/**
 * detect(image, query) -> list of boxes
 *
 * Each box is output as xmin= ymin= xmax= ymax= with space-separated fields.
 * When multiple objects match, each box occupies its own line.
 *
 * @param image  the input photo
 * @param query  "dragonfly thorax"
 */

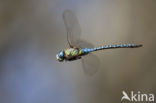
xmin=56 ymin=48 xmax=83 ymax=62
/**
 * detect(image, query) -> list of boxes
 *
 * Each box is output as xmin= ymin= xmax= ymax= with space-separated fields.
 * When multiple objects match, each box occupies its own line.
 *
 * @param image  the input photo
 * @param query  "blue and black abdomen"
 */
xmin=81 ymin=44 xmax=142 ymax=54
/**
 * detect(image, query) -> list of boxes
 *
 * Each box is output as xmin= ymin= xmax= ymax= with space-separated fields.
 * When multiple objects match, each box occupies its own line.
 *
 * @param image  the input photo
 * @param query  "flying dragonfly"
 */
xmin=56 ymin=10 xmax=142 ymax=75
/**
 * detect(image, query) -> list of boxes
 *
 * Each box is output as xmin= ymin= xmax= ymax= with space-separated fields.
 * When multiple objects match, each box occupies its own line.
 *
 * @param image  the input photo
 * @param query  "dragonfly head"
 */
xmin=56 ymin=50 xmax=65 ymax=62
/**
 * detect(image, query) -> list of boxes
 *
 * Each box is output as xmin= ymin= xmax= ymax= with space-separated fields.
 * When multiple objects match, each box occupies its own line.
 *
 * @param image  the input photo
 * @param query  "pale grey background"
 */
xmin=0 ymin=0 xmax=156 ymax=103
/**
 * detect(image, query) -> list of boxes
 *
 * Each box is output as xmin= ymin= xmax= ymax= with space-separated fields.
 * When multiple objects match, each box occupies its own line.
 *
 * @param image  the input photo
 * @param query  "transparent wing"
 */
xmin=62 ymin=10 xmax=81 ymax=47
xmin=78 ymin=41 xmax=100 ymax=76
xmin=82 ymin=53 xmax=100 ymax=76
xmin=63 ymin=10 xmax=100 ymax=75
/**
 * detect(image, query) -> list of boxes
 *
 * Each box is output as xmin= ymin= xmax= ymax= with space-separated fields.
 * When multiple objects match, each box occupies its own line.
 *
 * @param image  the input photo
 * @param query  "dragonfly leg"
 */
xmin=77 ymin=56 xmax=81 ymax=59
xmin=68 ymin=56 xmax=81 ymax=61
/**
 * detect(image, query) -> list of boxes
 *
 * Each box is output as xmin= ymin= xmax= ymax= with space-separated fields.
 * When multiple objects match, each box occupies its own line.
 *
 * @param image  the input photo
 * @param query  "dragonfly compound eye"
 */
xmin=56 ymin=50 xmax=64 ymax=62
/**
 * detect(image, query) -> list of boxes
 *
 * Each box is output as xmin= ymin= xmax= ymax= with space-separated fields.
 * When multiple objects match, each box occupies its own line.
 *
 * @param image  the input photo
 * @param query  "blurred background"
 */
xmin=0 ymin=0 xmax=156 ymax=103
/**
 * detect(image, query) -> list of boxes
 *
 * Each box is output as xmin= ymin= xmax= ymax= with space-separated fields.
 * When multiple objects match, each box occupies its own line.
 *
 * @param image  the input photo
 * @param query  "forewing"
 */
xmin=63 ymin=10 xmax=81 ymax=47
xmin=63 ymin=10 xmax=100 ymax=75
xmin=74 ymin=40 xmax=93 ymax=48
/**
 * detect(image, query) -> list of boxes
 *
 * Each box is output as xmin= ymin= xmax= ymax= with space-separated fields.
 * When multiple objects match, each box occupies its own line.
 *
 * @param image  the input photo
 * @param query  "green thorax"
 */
xmin=64 ymin=48 xmax=82 ymax=57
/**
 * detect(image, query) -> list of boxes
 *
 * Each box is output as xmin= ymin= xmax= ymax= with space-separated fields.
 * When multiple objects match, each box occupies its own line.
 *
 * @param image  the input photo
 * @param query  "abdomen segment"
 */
xmin=81 ymin=44 xmax=142 ymax=54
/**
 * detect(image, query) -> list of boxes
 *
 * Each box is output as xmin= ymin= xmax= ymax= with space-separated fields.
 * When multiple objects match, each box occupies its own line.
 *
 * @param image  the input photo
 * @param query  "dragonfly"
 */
xmin=56 ymin=10 xmax=142 ymax=75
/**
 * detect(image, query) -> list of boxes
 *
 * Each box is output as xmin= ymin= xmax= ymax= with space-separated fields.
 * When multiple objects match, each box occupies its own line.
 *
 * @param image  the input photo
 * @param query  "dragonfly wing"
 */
xmin=76 ymin=40 xmax=100 ymax=75
xmin=63 ymin=10 xmax=100 ymax=75
xmin=81 ymin=53 xmax=100 ymax=76
xmin=74 ymin=40 xmax=93 ymax=48
xmin=63 ymin=10 xmax=81 ymax=47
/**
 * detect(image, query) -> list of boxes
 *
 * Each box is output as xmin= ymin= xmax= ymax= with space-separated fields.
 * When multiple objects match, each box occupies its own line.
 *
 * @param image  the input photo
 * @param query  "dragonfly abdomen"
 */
xmin=81 ymin=44 xmax=142 ymax=54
